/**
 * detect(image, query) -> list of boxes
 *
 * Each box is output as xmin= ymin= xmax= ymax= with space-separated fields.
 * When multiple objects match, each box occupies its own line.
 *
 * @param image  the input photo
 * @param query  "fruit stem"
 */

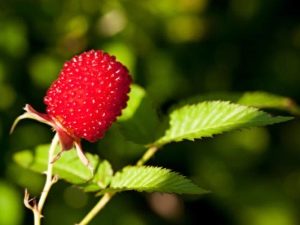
xmin=33 ymin=133 xmax=59 ymax=225
xmin=136 ymin=146 xmax=158 ymax=166
xmin=77 ymin=145 xmax=160 ymax=225
xmin=77 ymin=192 xmax=115 ymax=225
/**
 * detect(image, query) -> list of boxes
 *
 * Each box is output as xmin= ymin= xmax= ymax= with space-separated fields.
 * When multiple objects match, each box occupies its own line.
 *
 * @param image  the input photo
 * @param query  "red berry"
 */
xmin=44 ymin=50 xmax=132 ymax=142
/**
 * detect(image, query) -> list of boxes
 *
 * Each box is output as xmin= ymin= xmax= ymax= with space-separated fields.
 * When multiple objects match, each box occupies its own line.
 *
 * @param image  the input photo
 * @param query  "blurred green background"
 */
xmin=0 ymin=0 xmax=300 ymax=224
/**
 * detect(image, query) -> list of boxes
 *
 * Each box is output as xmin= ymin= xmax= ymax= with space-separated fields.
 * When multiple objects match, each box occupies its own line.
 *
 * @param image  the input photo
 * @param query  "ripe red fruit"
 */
xmin=11 ymin=50 xmax=132 ymax=169
xmin=44 ymin=50 xmax=131 ymax=142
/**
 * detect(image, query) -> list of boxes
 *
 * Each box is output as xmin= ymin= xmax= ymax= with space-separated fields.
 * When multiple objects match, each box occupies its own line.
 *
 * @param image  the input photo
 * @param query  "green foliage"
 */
xmin=13 ymin=144 xmax=112 ymax=187
xmin=117 ymin=84 xmax=161 ymax=144
xmin=81 ymin=160 xmax=113 ymax=192
xmin=176 ymin=91 xmax=300 ymax=115
xmin=104 ymin=166 xmax=206 ymax=194
xmin=13 ymin=145 xmax=207 ymax=195
xmin=2 ymin=1 xmax=299 ymax=224
xmin=118 ymin=85 xmax=146 ymax=121
xmin=237 ymin=92 xmax=300 ymax=115
xmin=155 ymin=101 xmax=292 ymax=146
xmin=13 ymin=97 xmax=293 ymax=196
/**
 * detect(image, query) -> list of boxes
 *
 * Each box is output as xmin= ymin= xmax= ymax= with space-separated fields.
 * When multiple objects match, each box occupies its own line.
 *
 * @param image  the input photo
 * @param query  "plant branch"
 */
xmin=136 ymin=146 xmax=158 ymax=166
xmin=77 ymin=192 xmax=114 ymax=225
xmin=32 ymin=133 xmax=59 ymax=224
xmin=77 ymin=145 xmax=160 ymax=225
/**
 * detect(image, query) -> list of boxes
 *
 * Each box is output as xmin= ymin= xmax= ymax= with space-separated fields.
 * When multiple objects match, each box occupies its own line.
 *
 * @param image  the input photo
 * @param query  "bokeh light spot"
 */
xmin=241 ymin=205 xmax=296 ymax=225
xmin=65 ymin=16 xmax=89 ymax=39
xmin=98 ymin=9 xmax=127 ymax=37
xmin=166 ymin=16 xmax=206 ymax=43
xmin=63 ymin=186 xmax=88 ymax=209
xmin=148 ymin=193 xmax=184 ymax=221
xmin=0 ymin=19 xmax=28 ymax=57
xmin=0 ymin=83 xmax=16 ymax=110
xmin=178 ymin=0 xmax=208 ymax=13
xmin=29 ymin=55 xmax=61 ymax=88
xmin=230 ymin=0 xmax=260 ymax=20
xmin=0 ymin=180 xmax=23 ymax=225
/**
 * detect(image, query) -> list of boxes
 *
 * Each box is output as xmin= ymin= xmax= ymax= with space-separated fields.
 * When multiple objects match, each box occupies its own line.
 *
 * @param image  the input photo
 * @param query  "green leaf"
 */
xmin=103 ymin=166 xmax=206 ymax=194
xmin=81 ymin=160 xmax=113 ymax=192
xmin=155 ymin=101 xmax=292 ymax=146
xmin=118 ymin=84 xmax=146 ymax=121
xmin=13 ymin=144 xmax=99 ymax=184
xmin=118 ymin=84 xmax=161 ymax=144
xmin=174 ymin=92 xmax=239 ymax=108
xmin=175 ymin=91 xmax=300 ymax=115
xmin=237 ymin=92 xmax=300 ymax=115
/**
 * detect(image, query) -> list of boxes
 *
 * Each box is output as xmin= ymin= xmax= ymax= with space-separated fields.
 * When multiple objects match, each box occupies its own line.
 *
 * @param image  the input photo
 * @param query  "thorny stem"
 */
xmin=30 ymin=133 xmax=59 ymax=225
xmin=77 ymin=145 xmax=160 ymax=225
xmin=34 ymin=212 xmax=40 ymax=225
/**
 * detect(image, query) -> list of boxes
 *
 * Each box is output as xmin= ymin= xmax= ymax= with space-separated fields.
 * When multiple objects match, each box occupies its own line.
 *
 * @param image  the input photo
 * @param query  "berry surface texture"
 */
xmin=44 ymin=50 xmax=132 ymax=142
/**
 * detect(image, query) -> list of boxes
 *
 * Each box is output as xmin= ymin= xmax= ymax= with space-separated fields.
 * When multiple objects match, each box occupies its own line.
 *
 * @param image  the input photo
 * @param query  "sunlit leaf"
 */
xmin=176 ymin=91 xmax=300 ymax=115
xmin=81 ymin=160 xmax=113 ymax=192
xmin=118 ymin=84 xmax=146 ymax=121
xmin=13 ymin=144 xmax=99 ymax=184
xmin=155 ymin=101 xmax=292 ymax=146
xmin=102 ymin=166 xmax=206 ymax=194
xmin=237 ymin=91 xmax=300 ymax=115
xmin=118 ymin=84 xmax=161 ymax=144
